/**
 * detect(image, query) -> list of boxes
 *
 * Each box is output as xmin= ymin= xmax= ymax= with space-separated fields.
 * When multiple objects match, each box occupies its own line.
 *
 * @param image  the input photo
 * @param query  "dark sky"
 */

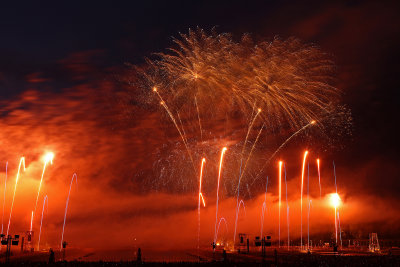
xmin=0 ymin=0 xmax=400 ymax=247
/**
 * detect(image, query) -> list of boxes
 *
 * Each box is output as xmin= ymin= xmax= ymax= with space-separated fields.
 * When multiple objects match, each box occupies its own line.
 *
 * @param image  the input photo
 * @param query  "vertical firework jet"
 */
xmin=337 ymin=211 xmax=342 ymax=247
xmin=332 ymin=161 xmax=338 ymax=245
xmin=1 ymin=162 xmax=7 ymax=235
xmin=214 ymin=147 xmax=227 ymax=246
xmin=307 ymin=163 xmax=310 ymax=250
xmin=6 ymin=157 xmax=25 ymax=236
xmin=284 ymin=164 xmax=290 ymax=250
xmin=30 ymin=211 xmax=34 ymax=232
xmin=317 ymin=159 xmax=321 ymax=197
xmin=300 ymin=151 xmax=308 ymax=250
xmin=330 ymin=193 xmax=341 ymax=245
xmin=197 ymin=158 xmax=206 ymax=250
xmin=34 ymin=152 xmax=54 ymax=215
xmin=37 ymin=195 xmax=48 ymax=251
xmin=308 ymin=200 xmax=312 ymax=250
xmin=260 ymin=176 xmax=268 ymax=239
xmin=60 ymin=173 xmax=77 ymax=251
xmin=278 ymin=161 xmax=282 ymax=247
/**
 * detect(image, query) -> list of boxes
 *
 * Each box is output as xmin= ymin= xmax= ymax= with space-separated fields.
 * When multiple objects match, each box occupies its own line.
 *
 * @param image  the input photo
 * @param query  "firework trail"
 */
xmin=214 ymin=147 xmax=227 ymax=245
xmin=238 ymin=124 xmax=265 ymax=187
xmin=332 ymin=162 xmax=340 ymax=246
xmin=194 ymin=96 xmax=203 ymax=141
xmin=317 ymin=159 xmax=322 ymax=197
xmin=333 ymin=161 xmax=338 ymax=193
xmin=308 ymin=200 xmax=312 ymax=250
xmin=176 ymin=111 xmax=189 ymax=145
xmin=337 ymin=211 xmax=342 ymax=247
xmin=60 ymin=173 xmax=77 ymax=251
xmin=197 ymin=158 xmax=206 ymax=250
xmin=6 ymin=157 xmax=25 ymax=236
xmin=34 ymin=152 xmax=54 ymax=216
xmin=249 ymin=121 xmax=316 ymax=189
xmin=260 ymin=176 xmax=268 ymax=238
xmin=300 ymin=151 xmax=308 ymax=250
xmin=153 ymin=87 xmax=195 ymax=172
xmin=1 ymin=162 xmax=7 ymax=235
xmin=242 ymin=108 xmax=261 ymax=156
xmin=234 ymin=123 xmax=264 ymax=244
xmin=37 ymin=195 xmax=48 ymax=251
xmin=284 ymin=164 xmax=290 ymax=250
xmin=307 ymin=162 xmax=310 ymax=250
xmin=30 ymin=210 xmax=34 ymax=232
xmin=278 ymin=161 xmax=282 ymax=247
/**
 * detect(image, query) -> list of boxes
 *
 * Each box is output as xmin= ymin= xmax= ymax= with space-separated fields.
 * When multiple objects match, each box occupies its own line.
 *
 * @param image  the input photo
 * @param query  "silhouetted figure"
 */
xmin=274 ymin=248 xmax=278 ymax=265
xmin=48 ymin=248 xmax=55 ymax=264
xmin=247 ymin=238 xmax=249 ymax=253
xmin=137 ymin=247 xmax=142 ymax=263
xmin=211 ymin=242 xmax=216 ymax=251
xmin=222 ymin=249 xmax=227 ymax=262
xmin=333 ymin=244 xmax=338 ymax=252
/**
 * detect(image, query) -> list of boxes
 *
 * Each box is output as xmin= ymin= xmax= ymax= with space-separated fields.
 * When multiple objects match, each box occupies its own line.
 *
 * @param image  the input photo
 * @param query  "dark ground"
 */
xmin=2 ymin=248 xmax=400 ymax=267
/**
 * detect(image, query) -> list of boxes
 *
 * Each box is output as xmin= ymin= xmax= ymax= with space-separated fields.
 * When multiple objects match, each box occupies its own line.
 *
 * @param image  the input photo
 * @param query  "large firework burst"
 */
xmin=128 ymin=28 xmax=351 ymax=194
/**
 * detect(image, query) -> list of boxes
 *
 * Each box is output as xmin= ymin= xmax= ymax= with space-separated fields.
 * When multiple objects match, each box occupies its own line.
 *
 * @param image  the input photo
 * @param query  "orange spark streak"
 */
xmin=214 ymin=147 xmax=227 ymax=244
xmin=278 ymin=161 xmax=283 ymax=247
xmin=198 ymin=158 xmax=206 ymax=208
xmin=37 ymin=195 xmax=48 ymax=251
xmin=6 ymin=157 xmax=25 ymax=236
xmin=34 ymin=152 xmax=54 ymax=215
xmin=329 ymin=193 xmax=341 ymax=244
xmin=199 ymin=193 xmax=206 ymax=207
xmin=197 ymin=157 xmax=206 ymax=250
xmin=30 ymin=211 xmax=33 ymax=232
xmin=300 ymin=150 xmax=308 ymax=249
xmin=317 ymin=159 xmax=321 ymax=197
xmin=153 ymin=87 xmax=195 ymax=172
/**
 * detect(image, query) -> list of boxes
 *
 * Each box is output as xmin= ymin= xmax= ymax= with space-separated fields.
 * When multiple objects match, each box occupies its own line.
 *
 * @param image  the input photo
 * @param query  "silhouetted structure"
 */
xmin=137 ymin=247 xmax=142 ymax=263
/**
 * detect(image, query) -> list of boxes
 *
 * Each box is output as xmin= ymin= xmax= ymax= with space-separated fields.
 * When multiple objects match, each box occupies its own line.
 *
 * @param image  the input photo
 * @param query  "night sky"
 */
xmin=0 ymin=0 xmax=399 ymax=250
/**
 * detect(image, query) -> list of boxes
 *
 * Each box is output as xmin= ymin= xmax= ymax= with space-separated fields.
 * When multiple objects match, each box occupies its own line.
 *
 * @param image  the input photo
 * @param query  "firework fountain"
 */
xmin=60 ymin=173 xmax=78 ymax=251
xmin=197 ymin=158 xmax=206 ymax=250
xmin=317 ymin=159 xmax=322 ymax=197
xmin=30 ymin=210 xmax=34 ymax=232
xmin=307 ymin=163 xmax=310 ymax=250
xmin=284 ymin=164 xmax=290 ymax=250
xmin=300 ymin=151 xmax=308 ymax=250
xmin=213 ymin=147 xmax=227 ymax=246
xmin=260 ymin=176 xmax=268 ymax=239
xmin=34 ymin=152 xmax=54 ymax=216
xmin=278 ymin=161 xmax=282 ymax=247
xmin=6 ymin=157 xmax=26 ymax=236
xmin=337 ymin=211 xmax=343 ymax=247
xmin=37 ymin=195 xmax=48 ymax=251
